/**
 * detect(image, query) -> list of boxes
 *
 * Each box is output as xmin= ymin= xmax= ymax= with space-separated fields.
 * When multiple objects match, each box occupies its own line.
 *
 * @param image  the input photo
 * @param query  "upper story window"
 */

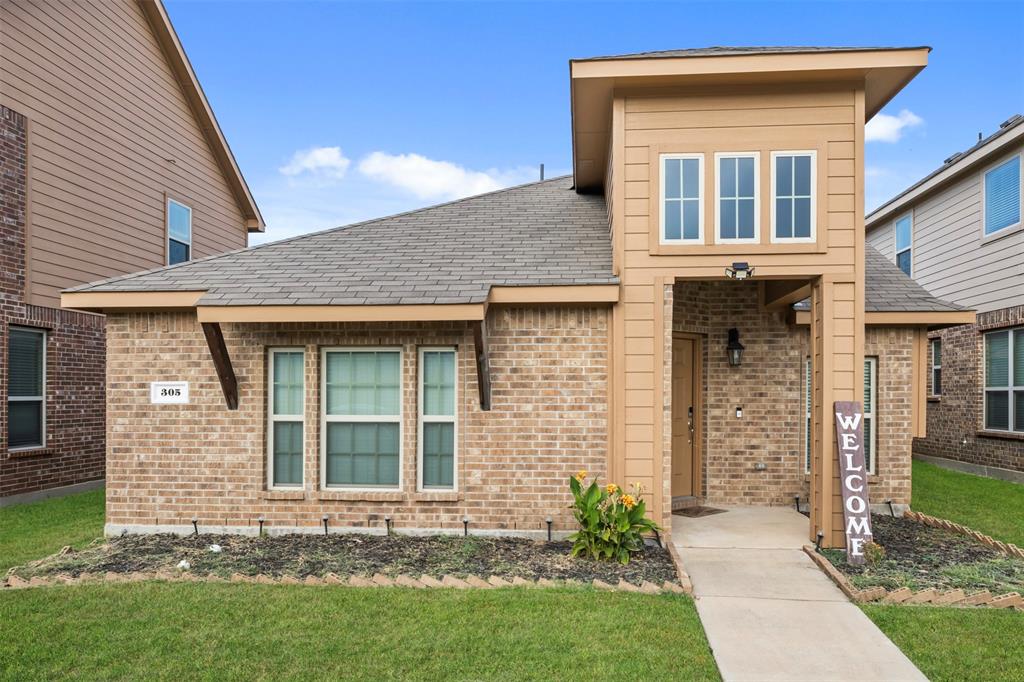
xmin=660 ymin=154 xmax=704 ymax=243
xmin=167 ymin=199 xmax=192 ymax=265
xmin=771 ymin=151 xmax=815 ymax=242
xmin=8 ymin=327 xmax=46 ymax=451
xmin=895 ymin=213 xmax=912 ymax=276
xmin=268 ymin=349 xmax=305 ymax=488
xmin=983 ymin=155 xmax=1021 ymax=237
xmin=984 ymin=328 xmax=1023 ymax=433
xmin=715 ymin=152 xmax=759 ymax=243
xmin=930 ymin=338 xmax=942 ymax=397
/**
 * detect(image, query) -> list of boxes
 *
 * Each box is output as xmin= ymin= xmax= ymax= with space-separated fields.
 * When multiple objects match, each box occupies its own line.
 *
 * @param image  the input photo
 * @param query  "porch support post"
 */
xmin=471 ymin=317 xmax=492 ymax=411
xmin=200 ymin=322 xmax=239 ymax=410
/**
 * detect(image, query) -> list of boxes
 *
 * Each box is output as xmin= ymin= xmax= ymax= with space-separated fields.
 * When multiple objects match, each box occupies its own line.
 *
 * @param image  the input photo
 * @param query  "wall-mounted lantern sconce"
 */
xmin=727 ymin=328 xmax=745 ymax=367
xmin=725 ymin=262 xmax=754 ymax=280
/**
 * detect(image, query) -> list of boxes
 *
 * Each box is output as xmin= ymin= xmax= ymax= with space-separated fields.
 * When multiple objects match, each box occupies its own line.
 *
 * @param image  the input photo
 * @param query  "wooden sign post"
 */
xmin=834 ymin=401 xmax=873 ymax=565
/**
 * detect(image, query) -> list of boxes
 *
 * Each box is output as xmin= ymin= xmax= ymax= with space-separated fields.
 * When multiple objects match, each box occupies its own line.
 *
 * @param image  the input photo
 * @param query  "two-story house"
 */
xmin=867 ymin=115 xmax=1023 ymax=477
xmin=1 ymin=0 xmax=262 ymax=503
xmin=62 ymin=47 xmax=971 ymax=549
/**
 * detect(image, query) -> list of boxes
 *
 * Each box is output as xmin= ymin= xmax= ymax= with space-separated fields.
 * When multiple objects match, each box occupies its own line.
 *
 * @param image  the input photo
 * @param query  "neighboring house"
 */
xmin=0 ymin=0 xmax=262 ymax=503
xmin=63 ymin=47 xmax=971 ymax=549
xmin=866 ymin=115 xmax=1024 ymax=475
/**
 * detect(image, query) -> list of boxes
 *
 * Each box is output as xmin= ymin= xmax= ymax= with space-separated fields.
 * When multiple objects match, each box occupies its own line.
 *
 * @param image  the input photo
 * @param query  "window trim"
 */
xmin=166 ymin=197 xmax=193 ymax=266
xmin=930 ymin=338 xmax=942 ymax=397
xmin=267 ymin=347 xmax=305 ymax=490
xmin=894 ymin=211 xmax=913 ymax=276
xmin=659 ymin=153 xmax=705 ymax=245
xmin=864 ymin=356 xmax=878 ymax=475
xmin=769 ymin=150 xmax=817 ymax=244
xmin=320 ymin=346 xmax=404 ymax=492
xmin=417 ymin=346 xmax=459 ymax=492
xmin=983 ymin=328 xmax=1023 ymax=433
xmin=7 ymin=326 xmax=46 ymax=452
xmin=714 ymin=151 xmax=761 ymax=244
xmin=980 ymin=152 xmax=1023 ymax=239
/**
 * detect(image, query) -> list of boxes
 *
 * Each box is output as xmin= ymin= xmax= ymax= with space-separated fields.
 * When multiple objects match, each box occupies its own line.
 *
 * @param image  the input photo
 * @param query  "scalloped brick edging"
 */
xmin=903 ymin=511 xmax=1024 ymax=560
xmin=802 ymin=545 xmax=1023 ymax=610
xmin=1 ymin=571 xmax=690 ymax=595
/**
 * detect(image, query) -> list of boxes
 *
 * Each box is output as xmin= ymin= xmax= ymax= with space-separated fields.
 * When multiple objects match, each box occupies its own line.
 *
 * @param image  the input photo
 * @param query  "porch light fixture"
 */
xmin=726 ymin=328 xmax=745 ymax=367
xmin=725 ymin=262 xmax=754 ymax=280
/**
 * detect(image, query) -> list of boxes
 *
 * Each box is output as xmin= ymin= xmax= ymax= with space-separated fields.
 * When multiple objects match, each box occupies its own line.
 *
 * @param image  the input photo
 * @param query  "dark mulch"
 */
xmin=822 ymin=514 xmax=1024 ymax=594
xmin=10 ymin=533 xmax=679 ymax=585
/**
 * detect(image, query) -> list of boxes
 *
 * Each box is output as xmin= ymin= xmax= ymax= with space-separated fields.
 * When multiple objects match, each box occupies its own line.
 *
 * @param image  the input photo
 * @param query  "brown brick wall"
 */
xmin=916 ymin=306 xmax=1024 ymax=472
xmin=1 ymin=104 xmax=106 ymax=499
xmin=104 ymin=307 xmax=609 ymax=533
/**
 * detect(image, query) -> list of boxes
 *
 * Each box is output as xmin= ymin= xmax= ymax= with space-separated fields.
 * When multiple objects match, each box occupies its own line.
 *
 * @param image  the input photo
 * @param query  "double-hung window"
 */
xmin=863 ymin=357 xmax=877 ymax=474
xmin=715 ymin=152 xmax=759 ymax=242
xmin=660 ymin=154 xmax=703 ymax=243
xmin=322 ymin=349 xmax=401 ymax=489
xmin=419 ymin=348 xmax=457 ymax=490
xmin=984 ymin=328 xmax=1024 ymax=432
xmin=772 ymin=151 xmax=815 ymax=242
xmin=983 ymin=155 xmax=1021 ymax=236
xmin=268 ymin=349 xmax=304 ymax=488
xmin=931 ymin=338 xmax=942 ymax=397
xmin=8 ymin=327 xmax=46 ymax=450
xmin=167 ymin=199 xmax=192 ymax=265
xmin=895 ymin=214 xmax=912 ymax=276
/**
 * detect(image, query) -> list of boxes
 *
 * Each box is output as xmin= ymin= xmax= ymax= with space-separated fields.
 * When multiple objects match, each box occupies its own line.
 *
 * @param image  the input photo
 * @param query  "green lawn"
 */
xmin=912 ymin=460 xmax=1024 ymax=547
xmin=863 ymin=604 xmax=1024 ymax=682
xmin=0 ymin=488 xmax=105 ymax=573
xmin=0 ymin=583 xmax=719 ymax=681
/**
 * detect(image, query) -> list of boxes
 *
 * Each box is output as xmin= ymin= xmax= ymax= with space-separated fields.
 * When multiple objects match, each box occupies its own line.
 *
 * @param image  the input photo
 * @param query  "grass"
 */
xmin=863 ymin=605 xmax=1024 ymax=682
xmin=0 ymin=488 xmax=105 ymax=573
xmin=912 ymin=460 xmax=1024 ymax=547
xmin=0 ymin=583 xmax=720 ymax=681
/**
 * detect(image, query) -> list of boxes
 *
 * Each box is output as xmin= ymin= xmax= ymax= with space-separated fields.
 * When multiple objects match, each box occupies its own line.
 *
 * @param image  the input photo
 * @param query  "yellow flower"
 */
xmin=575 ymin=470 xmax=588 ymax=483
xmin=606 ymin=483 xmax=619 ymax=495
xmin=621 ymin=494 xmax=636 ymax=510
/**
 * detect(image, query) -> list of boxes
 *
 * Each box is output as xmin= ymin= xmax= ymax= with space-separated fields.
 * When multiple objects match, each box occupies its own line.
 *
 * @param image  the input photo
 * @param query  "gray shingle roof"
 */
xmin=66 ymin=177 xmax=618 ymax=306
xmin=575 ymin=46 xmax=930 ymax=61
xmin=794 ymin=246 xmax=967 ymax=313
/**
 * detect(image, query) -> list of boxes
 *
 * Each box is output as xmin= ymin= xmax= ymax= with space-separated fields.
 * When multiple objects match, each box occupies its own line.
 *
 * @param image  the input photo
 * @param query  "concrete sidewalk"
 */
xmin=673 ymin=506 xmax=926 ymax=682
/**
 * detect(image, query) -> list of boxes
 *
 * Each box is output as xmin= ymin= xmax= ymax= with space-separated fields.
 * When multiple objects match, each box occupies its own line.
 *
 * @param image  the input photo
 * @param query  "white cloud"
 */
xmin=865 ymin=109 xmax=924 ymax=143
xmin=279 ymin=146 xmax=351 ymax=183
xmin=358 ymin=151 xmax=536 ymax=201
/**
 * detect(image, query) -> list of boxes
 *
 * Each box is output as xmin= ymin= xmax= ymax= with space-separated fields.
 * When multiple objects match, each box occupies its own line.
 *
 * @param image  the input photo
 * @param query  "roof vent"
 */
xmin=999 ymin=114 xmax=1023 ymax=129
xmin=944 ymin=152 xmax=964 ymax=165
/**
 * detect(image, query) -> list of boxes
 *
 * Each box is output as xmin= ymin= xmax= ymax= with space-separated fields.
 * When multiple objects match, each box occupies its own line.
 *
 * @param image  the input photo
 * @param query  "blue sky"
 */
xmin=165 ymin=1 xmax=1024 ymax=244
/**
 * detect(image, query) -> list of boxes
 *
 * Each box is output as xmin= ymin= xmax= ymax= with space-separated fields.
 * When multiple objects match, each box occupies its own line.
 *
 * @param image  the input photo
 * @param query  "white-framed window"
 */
xmin=660 ymin=153 xmax=704 ymax=244
xmin=895 ymin=213 xmax=912 ymax=276
xmin=267 ymin=348 xmax=304 ymax=489
xmin=715 ymin=152 xmax=759 ymax=243
xmin=931 ymin=338 xmax=942 ymax=397
xmin=7 ymin=327 xmax=46 ymax=451
xmin=804 ymin=357 xmax=812 ymax=474
xmin=983 ymin=328 xmax=1024 ymax=433
xmin=321 ymin=348 xmax=402 ymax=490
xmin=418 ymin=347 xmax=457 ymax=491
xmin=864 ymin=357 xmax=878 ymax=475
xmin=982 ymin=154 xmax=1021 ymax=237
xmin=771 ymin=151 xmax=816 ymax=243
xmin=167 ymin=198 xmax=192 ymax=265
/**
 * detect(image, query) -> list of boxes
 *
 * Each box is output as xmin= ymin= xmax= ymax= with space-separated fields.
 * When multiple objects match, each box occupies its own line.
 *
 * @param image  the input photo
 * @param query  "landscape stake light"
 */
xmin=815 ymin=530 xmax=824 ymax=552
xmin=191 ymin=516 xmax=198 ymax=536
xmin=322 ymin=515 xmax=329 ymax=536
xmin=887 ymin=500 xmax=896 ymax=518
xmin=462 ymin=516 xmax=470 ymax=537
xmin=384 ymin=515 xmax=392 ymax=536
xmin=726 ymin=328 xmax=745 ymax=367
xmin=257 ymin=515 xmax=265 ymax=536
xmin=545 ymin=516 xmax=553 ymax=542
xmin=794 ymin=495 xmax=800 ymax=512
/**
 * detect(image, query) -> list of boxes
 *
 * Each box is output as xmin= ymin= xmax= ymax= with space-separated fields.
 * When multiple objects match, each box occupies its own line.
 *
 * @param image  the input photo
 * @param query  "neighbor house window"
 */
xmin=419 ymin=348 xmax=457 ymax=490
xmin=864 ymin=357 xmax=877 ymax=474
xmin=983 ymin=155 xmax=1021 ymax=236
xmin=167 ymin=199 xmax=192 ymax=265
xmin=984 ymin=328 xmax=1024 ymax=432
xmin=772 ymin=151 xmax=815 ymax=242
xmin=931 ymin=338 xmax=942 ymax=396
xmin=7 ymin=327 xmax=45 ymax=450
xmin=660 ymin=154 xmax=703 ymax=243
xmin=268 ymin=349 xmax=304 ymax=488
xmin=804 ymin=357 xmax=812 ymax=473
xmin=322 ymin=349 xmax=401 ymax=489
xmin=895 ymin=214 xmax=912 ymax=276
xmin=715 ymin=152 xmax=759 ymax=243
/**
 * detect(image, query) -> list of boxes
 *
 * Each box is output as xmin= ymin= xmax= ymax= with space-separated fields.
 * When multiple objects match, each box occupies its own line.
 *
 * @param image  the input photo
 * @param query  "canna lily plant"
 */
xmin=567 ymin=471 xmax=660 ymax=564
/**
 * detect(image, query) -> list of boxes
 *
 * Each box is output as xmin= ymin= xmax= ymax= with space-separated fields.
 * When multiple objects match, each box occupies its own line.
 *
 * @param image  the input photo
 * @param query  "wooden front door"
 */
xmin=671 ymin=336 xmax=701 ymax=498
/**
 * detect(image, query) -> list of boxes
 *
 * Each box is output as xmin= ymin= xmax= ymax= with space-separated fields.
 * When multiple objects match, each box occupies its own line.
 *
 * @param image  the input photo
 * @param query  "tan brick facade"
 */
xmin=104 ymin=307 xmax=609 ymax=534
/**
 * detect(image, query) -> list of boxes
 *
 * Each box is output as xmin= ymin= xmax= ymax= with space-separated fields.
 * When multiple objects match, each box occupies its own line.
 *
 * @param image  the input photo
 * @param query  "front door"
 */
xmin=671 ymin=336 xmax=700 ymax=499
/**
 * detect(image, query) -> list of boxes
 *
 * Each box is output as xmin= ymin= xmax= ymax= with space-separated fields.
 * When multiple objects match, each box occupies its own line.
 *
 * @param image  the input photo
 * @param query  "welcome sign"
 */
xmin=834 ymin=401 xmax=872 ymax=565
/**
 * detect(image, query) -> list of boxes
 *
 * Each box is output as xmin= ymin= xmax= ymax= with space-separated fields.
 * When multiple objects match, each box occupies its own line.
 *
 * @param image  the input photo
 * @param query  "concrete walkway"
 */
xmin=673 ymin=506 xmax=926 ymax=682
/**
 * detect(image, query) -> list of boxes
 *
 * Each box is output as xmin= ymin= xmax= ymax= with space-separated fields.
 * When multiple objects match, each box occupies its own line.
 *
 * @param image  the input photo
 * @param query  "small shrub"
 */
xmin=864 ymin=541 xmax=887 ymax=566
xmin=567 ymin=472 xmax=661 ymax=564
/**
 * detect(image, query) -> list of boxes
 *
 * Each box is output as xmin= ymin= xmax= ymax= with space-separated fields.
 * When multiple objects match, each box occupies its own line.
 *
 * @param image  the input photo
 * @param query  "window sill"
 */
xmin=315 ymin=491 xmax=404 ymax=502
xmin=411 ymin=491 xmax=461 ymax=503
xmin=261 ymin=490 xmax=307 ymax=501
xmin=977 ymin=429 xmax=1024 ymax=442
xmin=6 ymin=446 xmax=51 ymax=459
xmin=980 ymin=221 xmax=1023 ymax=247
xmin=927 ymin=396 xmax=941 ymax=403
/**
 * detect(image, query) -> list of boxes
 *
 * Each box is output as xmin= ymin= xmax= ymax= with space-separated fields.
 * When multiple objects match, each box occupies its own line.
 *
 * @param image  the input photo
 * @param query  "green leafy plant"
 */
xmin=864 ymin=541 xmax=887 ymax=567
xmin=567 ymin=472 xmax=661 ymax=564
